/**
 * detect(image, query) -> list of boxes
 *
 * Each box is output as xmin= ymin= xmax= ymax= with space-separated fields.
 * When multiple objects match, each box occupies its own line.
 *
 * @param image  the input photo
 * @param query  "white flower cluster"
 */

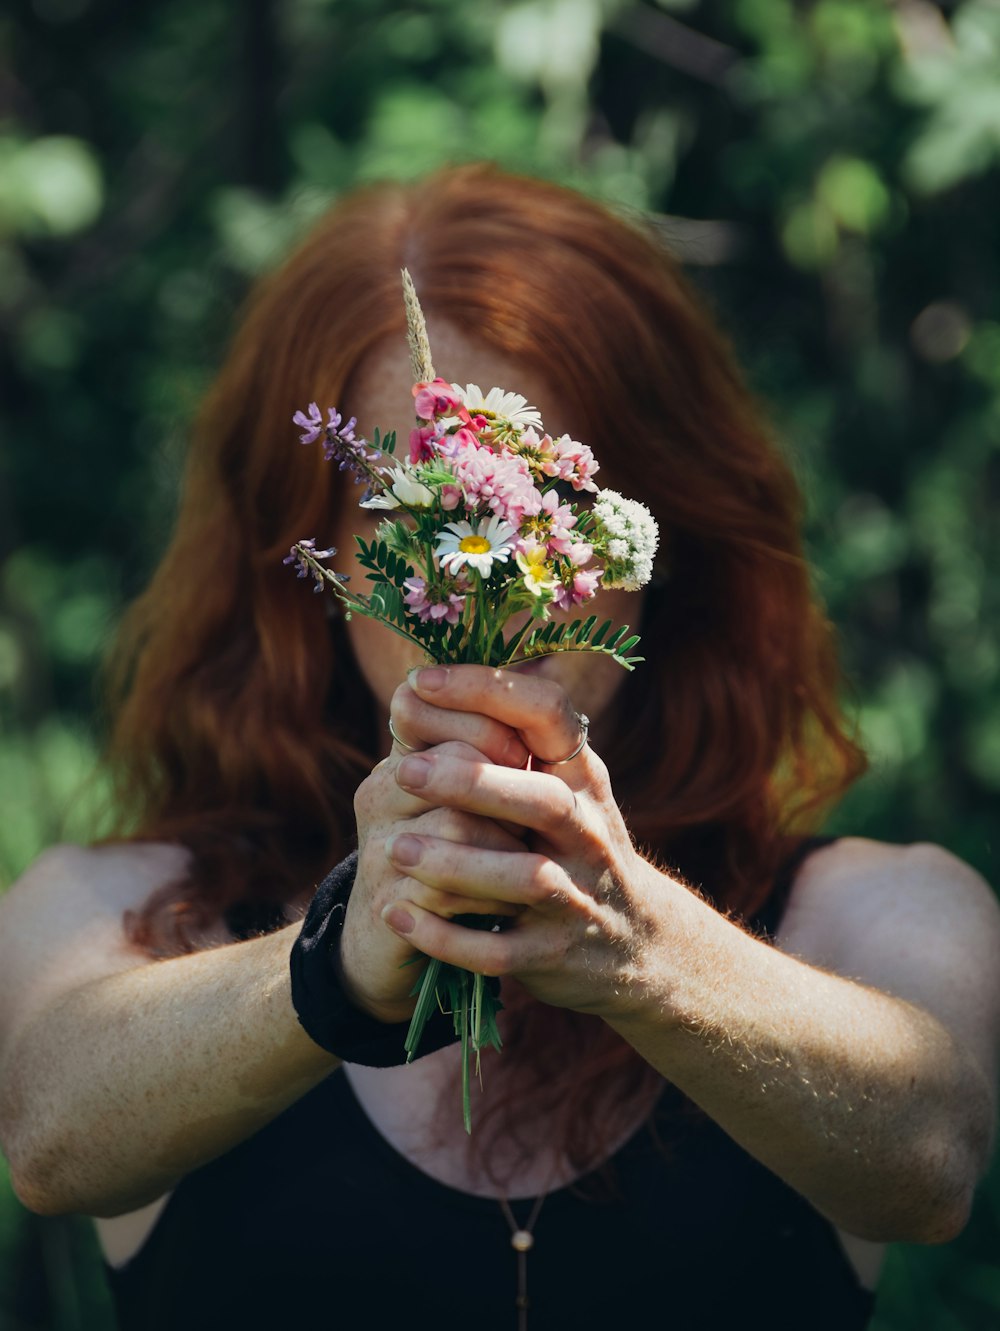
xmin=592 ymin=490 xmax=660 ymax=591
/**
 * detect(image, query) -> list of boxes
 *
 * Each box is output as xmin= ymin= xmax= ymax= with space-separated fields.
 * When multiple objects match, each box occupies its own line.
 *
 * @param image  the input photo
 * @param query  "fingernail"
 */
xmin=397 ymin=755 xmax=430 ymax=789
xmin=382 ymin=905 xmax=415 ymax=934
xmin=386 ymin=833 xmax=422 ymax=866
xmin=412 ymin=667 xmax=446 ymax=691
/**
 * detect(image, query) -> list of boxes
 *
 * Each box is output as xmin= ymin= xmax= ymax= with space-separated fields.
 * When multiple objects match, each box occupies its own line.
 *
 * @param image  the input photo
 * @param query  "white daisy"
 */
xmin=436 ymin=515 xmax=518 ymax=576
xmin=452 ymin=383 xmax=544 ymax=431
xmin=359 ymin=466 xmax=436 ymax=510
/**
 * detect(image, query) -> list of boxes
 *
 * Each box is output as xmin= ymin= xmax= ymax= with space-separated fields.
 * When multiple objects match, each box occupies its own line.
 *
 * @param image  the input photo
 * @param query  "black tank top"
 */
xmin=104 ymin=836 xmax=876 ymax=1330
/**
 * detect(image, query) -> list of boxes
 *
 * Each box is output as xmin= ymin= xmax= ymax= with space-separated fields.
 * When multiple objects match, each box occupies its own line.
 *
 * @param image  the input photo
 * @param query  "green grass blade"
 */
xmin=404 ymin=957 xmax=442 ymax=1060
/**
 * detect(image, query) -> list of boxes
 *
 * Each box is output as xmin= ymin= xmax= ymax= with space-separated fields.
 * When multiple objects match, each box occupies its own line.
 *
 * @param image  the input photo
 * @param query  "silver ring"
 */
xmin=535 ymin=712 xmax=590 ymax=766
xmin=388 ymin=717 xmax=417 ymax=752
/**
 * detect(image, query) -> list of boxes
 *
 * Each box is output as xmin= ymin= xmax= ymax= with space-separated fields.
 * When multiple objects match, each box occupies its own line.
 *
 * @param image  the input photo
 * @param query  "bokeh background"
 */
xmin=2 ymin=0 xmax=999 ymax=1326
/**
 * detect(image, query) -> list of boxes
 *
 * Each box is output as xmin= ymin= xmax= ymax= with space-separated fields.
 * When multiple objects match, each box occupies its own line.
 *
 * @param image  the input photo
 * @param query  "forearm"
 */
xmin=1 ymin=927 xmax=337 ymax=1218
xmin=606 ymin=883 xmax=994 ymax=1243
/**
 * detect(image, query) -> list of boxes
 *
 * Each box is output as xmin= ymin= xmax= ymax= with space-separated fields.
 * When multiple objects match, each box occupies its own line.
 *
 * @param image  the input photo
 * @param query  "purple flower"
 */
xmin=322 ymin=417 xmax=378 ymax=472
xmin=293 ymin=403 xmax=325 ymax=446
xmin=293 ymin=402 xmax=373 ymax=467
xmin=284 ymin=538 xmax=339 ymax=587
xmin=403 ymin=576 xmax=466 ymax=626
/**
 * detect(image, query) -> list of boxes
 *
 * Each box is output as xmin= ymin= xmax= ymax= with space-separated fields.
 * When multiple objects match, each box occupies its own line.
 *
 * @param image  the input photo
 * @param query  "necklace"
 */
xmin=497 ymin=1192 xmax=548 ymax=1331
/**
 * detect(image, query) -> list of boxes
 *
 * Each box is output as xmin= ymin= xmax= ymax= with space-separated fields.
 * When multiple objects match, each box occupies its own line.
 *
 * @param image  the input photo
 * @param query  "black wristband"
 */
xmin=289 ymin=851 xmax=460 ymax=1067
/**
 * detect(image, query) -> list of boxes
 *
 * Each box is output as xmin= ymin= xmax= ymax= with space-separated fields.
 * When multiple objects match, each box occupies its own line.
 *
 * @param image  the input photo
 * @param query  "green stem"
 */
xmin=461 ymin=978 xmax=472 ymax=1135
xmin=404 ymin=957 xmax=443 ymax=1060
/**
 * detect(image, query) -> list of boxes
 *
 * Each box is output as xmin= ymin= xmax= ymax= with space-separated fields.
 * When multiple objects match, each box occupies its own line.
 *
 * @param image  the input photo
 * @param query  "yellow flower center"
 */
xmin=459 ymin=535 xmax=492 ymax=554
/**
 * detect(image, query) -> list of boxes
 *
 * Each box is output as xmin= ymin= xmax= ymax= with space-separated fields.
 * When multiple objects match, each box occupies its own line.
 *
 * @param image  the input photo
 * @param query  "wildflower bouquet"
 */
xmin=287 ymin=271 xmax=658 ymax=1130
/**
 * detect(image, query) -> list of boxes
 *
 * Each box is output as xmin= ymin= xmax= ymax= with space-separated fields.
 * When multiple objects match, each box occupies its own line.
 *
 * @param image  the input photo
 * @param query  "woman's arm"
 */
xmin=0 ymin=738 xmax=525 ymax=1219
xmin=602 ymin=838 xmax=998 ymax=1244
xmin=0 ymin=844 xmax=338 ymax=1218
xmin=376 ymin=666 xmax=1000 ymax=1244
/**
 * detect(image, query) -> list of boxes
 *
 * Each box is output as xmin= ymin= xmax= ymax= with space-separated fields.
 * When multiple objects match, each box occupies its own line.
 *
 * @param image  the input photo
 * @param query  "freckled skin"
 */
xmin=330 ymin=319 xmax=646 ymax=755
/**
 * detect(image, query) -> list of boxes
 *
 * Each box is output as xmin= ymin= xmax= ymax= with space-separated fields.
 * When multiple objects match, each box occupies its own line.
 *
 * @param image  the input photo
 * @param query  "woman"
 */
xmin=0 ymin=164 xmax=997 ymax=1330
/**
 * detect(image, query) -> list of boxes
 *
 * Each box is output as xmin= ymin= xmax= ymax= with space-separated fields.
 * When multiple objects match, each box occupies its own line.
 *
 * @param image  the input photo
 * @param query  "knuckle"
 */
xmin=485 ymin=937 xmax=513 ymax=977
xmin=422 ymin=807 xmax=470 ymax=842
xmin=353 ymin=774 xmax=377 ymax=820
xmin=539 ymin=781 xmax=576 ymax=829
xmin=582 ymin=747 xmax=610 ymax=788
xmin=436 ymin=739 xmax=480 ymax=763
xmin=431 ymin=890 xmax=462 ymax=917
xmin=533 ymin=677 xmax=565 ymax=715
xmin=574 ymin=808 xmax=606 ymax=857
xmin=526 ymin=856 xmax=561 ymax=904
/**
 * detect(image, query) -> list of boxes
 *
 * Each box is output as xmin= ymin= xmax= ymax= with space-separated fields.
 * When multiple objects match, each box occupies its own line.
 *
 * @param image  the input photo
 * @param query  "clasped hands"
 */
xmin=342 ymin=664 xmax=669 ymax=1026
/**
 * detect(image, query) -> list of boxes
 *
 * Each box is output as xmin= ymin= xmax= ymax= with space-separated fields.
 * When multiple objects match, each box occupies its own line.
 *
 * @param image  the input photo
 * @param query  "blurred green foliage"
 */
xmin=1 ymin=0 xmax=998 ymax=1326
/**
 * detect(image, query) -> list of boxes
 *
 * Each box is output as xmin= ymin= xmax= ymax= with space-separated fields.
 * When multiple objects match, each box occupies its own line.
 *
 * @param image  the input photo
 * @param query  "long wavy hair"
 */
xmin=104 ymin=163 xmax=865 ymax=1175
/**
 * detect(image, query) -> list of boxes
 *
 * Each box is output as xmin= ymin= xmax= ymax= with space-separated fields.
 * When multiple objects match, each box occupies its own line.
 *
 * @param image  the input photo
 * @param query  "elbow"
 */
xmin=890 ymin=1182 xmax=975 ymax=1247
xmin=897 ymin=1053 xmax=996 ymax=1246
xmin=4 ymin=1143 xmax=77 ymax=1217
xmin=3 ymin=1131 xmax=166 ymax=1219
xmin=882 ymin=1113 xmax=990 ymax=1246
xmin=5 ymin=1146 xmax=154 ymax=1220
xmin=3 ymin=1106 xmax=95 ymax=1217
xmin=913 ymin=1195 xmax=974 ymax=1247
xmin=837 ymin=1101 xmax=991 ymax=1246
xmin=3 ymin=1117 xmax=177 ymax=1220
xmin=840 ymin=1177 xmax=975 ymax=1247
xmin=1 ymin=1091 xmax=76 ymax=1216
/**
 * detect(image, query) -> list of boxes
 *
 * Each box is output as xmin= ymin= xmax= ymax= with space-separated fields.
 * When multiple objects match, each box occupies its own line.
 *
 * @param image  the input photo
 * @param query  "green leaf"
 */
xmin=371 ymin=582 xmax=405 ymax=624
xmin=372 ymin=425 xmax=397 ymax=456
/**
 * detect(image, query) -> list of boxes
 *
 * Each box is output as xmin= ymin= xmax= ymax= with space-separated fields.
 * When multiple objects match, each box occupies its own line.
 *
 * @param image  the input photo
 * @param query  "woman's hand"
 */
xmin=377 ymin=664 xmax=672 ymax=1019
xmin=340 ymin=692 xmax=532 ymax=1025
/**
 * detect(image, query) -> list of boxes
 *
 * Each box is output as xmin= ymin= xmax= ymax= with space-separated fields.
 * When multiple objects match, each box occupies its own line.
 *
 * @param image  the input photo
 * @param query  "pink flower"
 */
xmin=552 ymin=564 xmax=603 ymax=609
xmin=516 ymin=427 xmax=561 ymax=481
xmin=566 ymin=540 xmax=594 ymax=566
xmin=551 ymin=434 xmax=600 ymax=492
xmin=539 ymin=490 xmax=578 ymax=554
xmin=451 ymin=443 xmax=542 ymax=526
xmin=403 ymin=577 xmax=466 ymax=625
xmin=449 ymin=426 xmax=481 ymax=453
xmin=409 ymin=424 xmax=439 ymax=464
xmin=412 ymin=378 xmax=464 ymax=421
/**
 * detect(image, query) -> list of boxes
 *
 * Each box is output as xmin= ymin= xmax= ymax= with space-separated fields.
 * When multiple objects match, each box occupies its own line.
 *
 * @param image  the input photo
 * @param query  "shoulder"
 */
xmin=777 ymin=836 xmax=1000 ymax=1086
xmin=1 ymin=840 xmax=192 ymax=933
xmin=0 ymin=842 xmax=193 ymax=1058
xmin=779 ymin=836 xmax=998 ymax=955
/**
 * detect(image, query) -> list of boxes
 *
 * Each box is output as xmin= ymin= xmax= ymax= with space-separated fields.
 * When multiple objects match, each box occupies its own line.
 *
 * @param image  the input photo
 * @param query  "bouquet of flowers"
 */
xmin=287 ymin=270 xmax=658 ymax=1129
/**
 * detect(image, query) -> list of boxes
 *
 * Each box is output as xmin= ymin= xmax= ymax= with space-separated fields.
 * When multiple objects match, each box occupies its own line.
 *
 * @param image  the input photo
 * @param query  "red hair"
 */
xmin=104 ymin=163 xmax=865 ymax=1173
